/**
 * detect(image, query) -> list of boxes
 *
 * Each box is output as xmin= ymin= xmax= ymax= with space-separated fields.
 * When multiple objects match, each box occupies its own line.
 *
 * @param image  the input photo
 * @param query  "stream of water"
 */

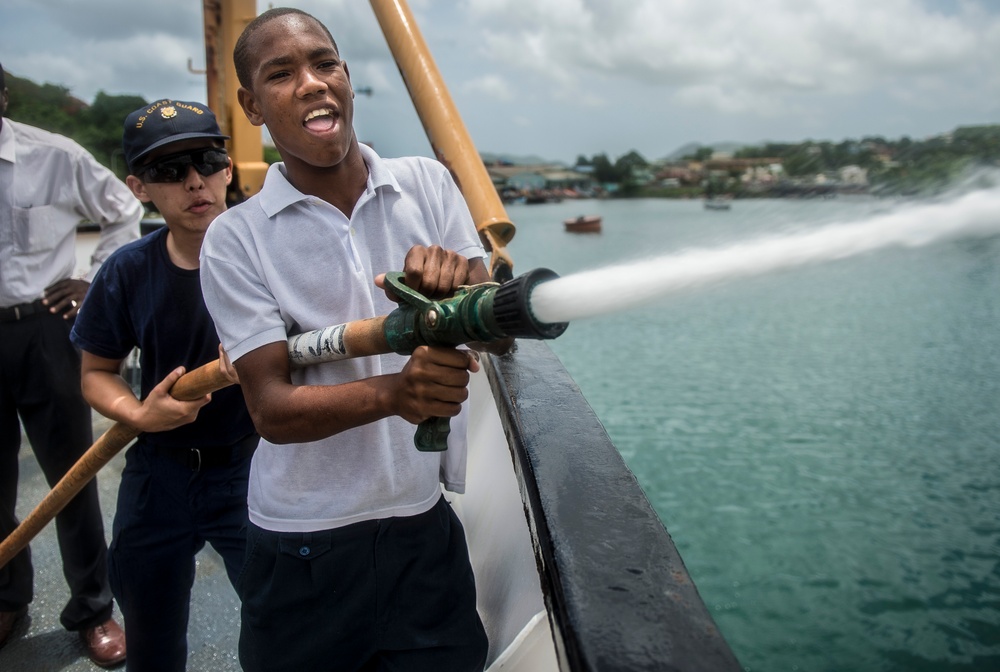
xmin=530 ymin=186 xmax=1000 ymax=326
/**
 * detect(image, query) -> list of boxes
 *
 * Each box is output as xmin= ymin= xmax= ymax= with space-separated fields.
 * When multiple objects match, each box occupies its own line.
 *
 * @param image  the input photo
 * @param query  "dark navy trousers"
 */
xmin=0 ymin=311 xmax=113 ymax=630
xmin=108 ymin=437 xmax=253 ymax=672
xmin=238 ymin=495 xmax=488 ymax=672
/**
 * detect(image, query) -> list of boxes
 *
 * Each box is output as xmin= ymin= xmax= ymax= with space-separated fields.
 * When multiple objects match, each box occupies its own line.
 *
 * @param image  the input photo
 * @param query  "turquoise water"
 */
xmin=507 ymin=197 xmax=1000 ymax=672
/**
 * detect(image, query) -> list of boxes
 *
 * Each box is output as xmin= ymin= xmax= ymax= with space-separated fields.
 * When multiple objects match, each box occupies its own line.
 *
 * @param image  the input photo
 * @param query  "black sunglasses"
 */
xmin=139 ymin=148 xmax=229 ymax=183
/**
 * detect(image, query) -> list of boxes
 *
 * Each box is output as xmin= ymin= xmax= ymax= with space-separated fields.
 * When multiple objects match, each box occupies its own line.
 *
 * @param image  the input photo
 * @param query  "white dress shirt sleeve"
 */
xmin=71 ymin=149 xmax=142 ymax=281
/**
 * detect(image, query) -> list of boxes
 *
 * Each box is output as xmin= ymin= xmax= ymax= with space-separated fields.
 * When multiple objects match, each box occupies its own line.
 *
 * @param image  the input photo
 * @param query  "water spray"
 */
xmin=530 ymin=186 xmax=1000 ymax=324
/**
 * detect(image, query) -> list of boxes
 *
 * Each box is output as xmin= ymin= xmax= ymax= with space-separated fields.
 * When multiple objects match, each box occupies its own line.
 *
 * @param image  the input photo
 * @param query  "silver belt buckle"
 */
xmin=14 ymin=306 xmax=21 ymax=320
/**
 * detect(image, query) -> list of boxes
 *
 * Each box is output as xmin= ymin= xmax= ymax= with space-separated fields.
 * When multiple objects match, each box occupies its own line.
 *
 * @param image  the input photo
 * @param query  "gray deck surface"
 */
xmin=0 ymin=413 xmax=242 ymax=671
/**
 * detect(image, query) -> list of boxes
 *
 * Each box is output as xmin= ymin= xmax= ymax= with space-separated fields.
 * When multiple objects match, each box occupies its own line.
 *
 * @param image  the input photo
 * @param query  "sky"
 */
xmin=1 ymin=0 xmax=999 ymax=165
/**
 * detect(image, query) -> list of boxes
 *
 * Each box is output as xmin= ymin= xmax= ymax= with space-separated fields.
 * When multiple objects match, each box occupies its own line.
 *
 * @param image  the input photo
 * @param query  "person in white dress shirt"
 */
xmin=0 ymin=61 xmax=137 ymax=668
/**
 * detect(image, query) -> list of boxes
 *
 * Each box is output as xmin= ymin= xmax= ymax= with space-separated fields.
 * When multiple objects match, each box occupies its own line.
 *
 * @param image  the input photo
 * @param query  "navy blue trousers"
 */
xmin=0 ymin=311 xmax=113 ymax=630
xmin=108 ymin=437 xmax=253 ymax=671
xmin=238 ymin=495 xmax=488 ymax=672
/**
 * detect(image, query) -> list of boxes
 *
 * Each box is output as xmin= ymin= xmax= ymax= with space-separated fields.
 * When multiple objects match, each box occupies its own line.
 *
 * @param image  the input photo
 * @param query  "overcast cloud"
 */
xmin=1 ymin=0 xmax=998 ymax=163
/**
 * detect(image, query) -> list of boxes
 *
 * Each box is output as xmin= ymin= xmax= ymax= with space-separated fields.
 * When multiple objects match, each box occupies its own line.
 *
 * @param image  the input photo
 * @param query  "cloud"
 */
xmin=20 ymin=0 xmax=199 ymax=40
xmin=5 ymin=25 xmax=203 ymax=101
xmin=462 ymin=0 xmax=1000 ymax=115
xmin=463 ymin=74 xmax=515 ymax=101
xmin=2 ymin=0 xmax=997 ymax=161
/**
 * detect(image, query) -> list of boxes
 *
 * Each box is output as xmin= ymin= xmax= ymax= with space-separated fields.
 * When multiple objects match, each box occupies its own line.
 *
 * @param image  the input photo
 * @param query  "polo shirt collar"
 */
xmin=257 ymin=143 xmax=401 ymax=219
xmin=358 ymin=143 xmax=400 ymax=194
xmin=257 ymin=163 xmax=307 ymax=218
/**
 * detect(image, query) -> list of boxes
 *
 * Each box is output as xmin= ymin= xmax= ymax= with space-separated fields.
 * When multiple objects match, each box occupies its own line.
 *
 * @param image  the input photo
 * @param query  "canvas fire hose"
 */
xmin=0 ymin=269 xmax=566 ymax=569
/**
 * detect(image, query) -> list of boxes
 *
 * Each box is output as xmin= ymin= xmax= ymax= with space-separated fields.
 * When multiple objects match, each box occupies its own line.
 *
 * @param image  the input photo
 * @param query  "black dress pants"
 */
xmin=238 ymin=496 xmax=488 ymax=672
xmin=0 ymin=311 xmax=113 ymax=630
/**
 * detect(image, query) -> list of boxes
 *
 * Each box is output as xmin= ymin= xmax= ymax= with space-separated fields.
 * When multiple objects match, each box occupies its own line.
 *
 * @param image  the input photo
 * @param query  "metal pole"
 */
xmin=369 ymin=0 xmax=516 ymax=281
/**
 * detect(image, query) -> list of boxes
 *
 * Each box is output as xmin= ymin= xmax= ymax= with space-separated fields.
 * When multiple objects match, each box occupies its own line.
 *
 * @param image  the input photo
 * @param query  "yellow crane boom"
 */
xmin=202 ymin=0 xmax=268 ymax=204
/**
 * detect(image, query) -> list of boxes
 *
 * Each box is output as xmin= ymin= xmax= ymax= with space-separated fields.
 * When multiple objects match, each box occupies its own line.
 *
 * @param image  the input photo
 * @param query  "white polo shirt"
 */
xmin=201 ymin=144 xmax=486 ymax=532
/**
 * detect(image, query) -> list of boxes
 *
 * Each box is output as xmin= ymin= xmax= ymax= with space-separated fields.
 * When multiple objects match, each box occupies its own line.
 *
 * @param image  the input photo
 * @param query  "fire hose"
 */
xmin=0 ymin=268 xmax=566 ymax=568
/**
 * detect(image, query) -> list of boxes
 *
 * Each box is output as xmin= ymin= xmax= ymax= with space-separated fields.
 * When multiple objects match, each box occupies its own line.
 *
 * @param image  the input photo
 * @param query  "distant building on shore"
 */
xmin=485 ymin=163 xmax=597 ymax=202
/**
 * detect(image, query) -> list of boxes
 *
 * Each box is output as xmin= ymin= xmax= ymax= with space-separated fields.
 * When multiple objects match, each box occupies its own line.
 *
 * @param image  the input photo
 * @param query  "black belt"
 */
xmin=0 ymin=299 xmax=48 ymax=323
xmin=154 ymin=434 xmax=259 ymax=471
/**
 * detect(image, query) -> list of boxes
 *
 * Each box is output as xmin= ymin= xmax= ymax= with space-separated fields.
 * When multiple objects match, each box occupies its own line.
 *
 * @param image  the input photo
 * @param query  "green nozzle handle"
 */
xmin=415 ymin=416 xmax=451 ymax=452
xmin=381 ymin=268 xmax=567 ymax=452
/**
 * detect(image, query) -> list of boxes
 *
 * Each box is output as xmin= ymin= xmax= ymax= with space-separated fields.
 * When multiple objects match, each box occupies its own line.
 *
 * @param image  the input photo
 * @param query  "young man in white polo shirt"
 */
xmin=199 ymin=8 xmax=490 ymax=672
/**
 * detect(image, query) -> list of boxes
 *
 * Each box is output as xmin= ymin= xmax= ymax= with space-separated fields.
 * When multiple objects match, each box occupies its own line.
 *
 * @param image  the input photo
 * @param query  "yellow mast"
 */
xmin=369 ymin=0 xmax=516 ymax=281
xmin=202 ymin=0 xmax=268 ymax=203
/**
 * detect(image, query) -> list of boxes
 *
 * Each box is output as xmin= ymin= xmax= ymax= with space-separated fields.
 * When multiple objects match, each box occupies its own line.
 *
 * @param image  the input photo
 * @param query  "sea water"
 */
xmin=508 ymin=194 xmax=1000 ymax=672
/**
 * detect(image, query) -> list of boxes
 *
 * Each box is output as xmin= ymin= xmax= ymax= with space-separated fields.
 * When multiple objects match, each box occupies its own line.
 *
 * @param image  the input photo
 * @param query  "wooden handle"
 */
xmin=0 ymin=360 xmax=233 ymax=568
xmin=169 ymin=359 xmax=232 ymax=400
xmin=370 ymin=0 xmax=516 ymax=280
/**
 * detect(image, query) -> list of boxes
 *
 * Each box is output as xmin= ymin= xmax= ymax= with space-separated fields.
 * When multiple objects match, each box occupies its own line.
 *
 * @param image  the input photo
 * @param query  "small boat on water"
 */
xmin=704 ymin=197 xmax=732 ymax=210
xmin=564 ymin=215 xmax=602 ymax=233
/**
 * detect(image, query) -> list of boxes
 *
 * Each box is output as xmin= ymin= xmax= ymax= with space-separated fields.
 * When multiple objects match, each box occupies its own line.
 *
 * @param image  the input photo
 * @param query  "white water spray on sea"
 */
xmin=529 ymin=186 xmax=1000 ymax=325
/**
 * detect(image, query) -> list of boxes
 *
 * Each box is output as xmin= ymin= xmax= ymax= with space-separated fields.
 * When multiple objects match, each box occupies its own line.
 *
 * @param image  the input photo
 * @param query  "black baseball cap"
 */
xmin=123 ymin=99 xmax=229 ymax=173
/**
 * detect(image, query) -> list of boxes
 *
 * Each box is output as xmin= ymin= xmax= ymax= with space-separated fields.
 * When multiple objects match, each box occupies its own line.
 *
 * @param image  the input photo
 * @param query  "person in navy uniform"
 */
xmin=70 ymin=99 xmax=257 ymax=671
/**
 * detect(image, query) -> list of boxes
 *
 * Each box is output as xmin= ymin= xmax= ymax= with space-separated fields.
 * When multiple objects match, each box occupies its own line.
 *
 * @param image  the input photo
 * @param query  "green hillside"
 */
xmin=5 ymin=71 xmax=146 ymax=179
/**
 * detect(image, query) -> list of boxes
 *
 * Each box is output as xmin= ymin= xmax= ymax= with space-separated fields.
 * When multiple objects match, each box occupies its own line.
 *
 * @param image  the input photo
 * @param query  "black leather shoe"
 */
xmin=79 ymin=617 xmax=127 ymax=668
xmin=0 ymin=607 xmax=28 ymax=650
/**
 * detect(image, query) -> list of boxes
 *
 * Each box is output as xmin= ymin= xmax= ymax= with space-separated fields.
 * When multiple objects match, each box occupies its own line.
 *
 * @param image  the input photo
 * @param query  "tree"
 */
xmin=590 ymin=153 xmax=617 ymax=183
xmin=264 ymin=146 xmax=282 ymax=164
xmin=5 ymin=73 xmax=82 ymax=137
xmin=615 ymin=150 xmax=647 ymax=172
xmin=4 ymin=72 xmax=146 ymax=179
xmin=79 ymin=91 xmax=148 ymax=175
